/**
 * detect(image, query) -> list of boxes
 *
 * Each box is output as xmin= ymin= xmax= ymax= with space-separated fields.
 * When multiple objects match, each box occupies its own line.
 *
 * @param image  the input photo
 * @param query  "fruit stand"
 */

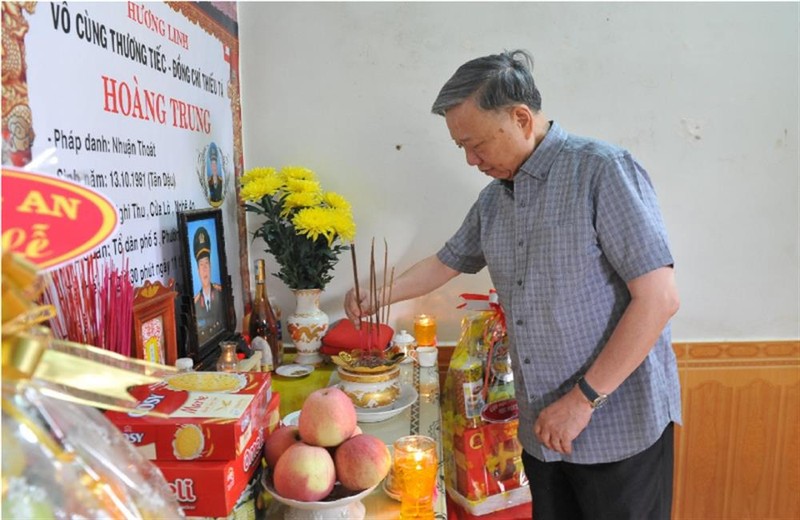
xmin=266 ymin=360 xmax=447 ymax=518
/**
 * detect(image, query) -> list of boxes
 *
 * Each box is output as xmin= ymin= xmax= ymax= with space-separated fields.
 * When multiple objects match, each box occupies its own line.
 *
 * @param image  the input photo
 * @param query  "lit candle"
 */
xmin=393 ymin=435 xmax=437 ymax=519
xmin=414 ymin=314 xmax=437 ymax=346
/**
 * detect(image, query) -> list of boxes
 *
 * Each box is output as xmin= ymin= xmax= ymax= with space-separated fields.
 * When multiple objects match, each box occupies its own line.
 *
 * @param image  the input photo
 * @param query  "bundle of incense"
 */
xmin=43 ymin=256 xmax=134 ymax=356
xmin=350 ymin=238 xmax=395 ymax=355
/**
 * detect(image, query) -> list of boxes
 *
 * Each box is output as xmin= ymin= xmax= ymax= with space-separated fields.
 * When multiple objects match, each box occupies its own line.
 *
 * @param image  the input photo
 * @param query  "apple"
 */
xmin=334 ymin=433 xmax=392 ymax=491
xmin=350 ymin=425 xmax=363 ymax=438
xmin=273 ymin=442 xmax=336 ymax=502
xmin=298 ymin=387 xmax=357 ymax=447
xmin=264 ymin=425 xmax=302 ymax=469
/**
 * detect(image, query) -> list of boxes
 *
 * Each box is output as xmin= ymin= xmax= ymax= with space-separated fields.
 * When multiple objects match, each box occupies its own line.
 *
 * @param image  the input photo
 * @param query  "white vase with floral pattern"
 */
xmin=287 ymin=289 xmax=329 ymax=366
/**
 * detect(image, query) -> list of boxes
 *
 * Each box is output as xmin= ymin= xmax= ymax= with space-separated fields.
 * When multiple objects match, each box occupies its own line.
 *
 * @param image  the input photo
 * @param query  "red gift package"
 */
xmin=106 ymin=371 xmax=272 ymax=462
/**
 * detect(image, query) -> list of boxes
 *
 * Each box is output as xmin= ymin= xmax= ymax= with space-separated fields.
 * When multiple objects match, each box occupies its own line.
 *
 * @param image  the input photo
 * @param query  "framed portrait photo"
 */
xmin=176 ymin=208 xmax=235 ymax=366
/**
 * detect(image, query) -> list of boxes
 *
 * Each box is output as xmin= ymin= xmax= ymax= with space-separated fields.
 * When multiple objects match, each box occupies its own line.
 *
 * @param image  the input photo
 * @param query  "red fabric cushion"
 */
xmin=320 ymin=319 xmax=394 ymax=355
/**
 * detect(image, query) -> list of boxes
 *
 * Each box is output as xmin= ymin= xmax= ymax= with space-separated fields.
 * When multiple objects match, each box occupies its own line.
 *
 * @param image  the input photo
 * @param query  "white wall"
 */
xmin=238 ymin=2 xmax=799 ymax=343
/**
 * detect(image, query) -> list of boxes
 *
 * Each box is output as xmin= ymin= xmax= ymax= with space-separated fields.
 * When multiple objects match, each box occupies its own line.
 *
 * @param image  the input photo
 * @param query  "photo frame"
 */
xmin=131 ymin=279 xmax=179 ymax=366
xmin=176 ymin=208 xmax=235 ymax=366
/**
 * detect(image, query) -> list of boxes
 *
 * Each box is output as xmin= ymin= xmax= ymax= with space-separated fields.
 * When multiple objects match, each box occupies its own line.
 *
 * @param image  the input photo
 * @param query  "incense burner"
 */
xmin=337 ymin=364 xmax=401 ymax=409
xmin=331 ymin=349 xmax=405 ymax=408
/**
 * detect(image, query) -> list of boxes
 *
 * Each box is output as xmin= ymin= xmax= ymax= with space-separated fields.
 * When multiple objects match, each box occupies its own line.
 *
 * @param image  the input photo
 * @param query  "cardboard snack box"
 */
xmin=158 ymin=392 xmax=280 ymax=518
xmin=185 ymin=459 xmax=272 ymax=520
xmin=106 ymin=371 xmax=272 ymax=462
xmin=156 ymin=424 xmax=263 ymax=518
xmin=185 ymin=465 xmax=262 ymax=520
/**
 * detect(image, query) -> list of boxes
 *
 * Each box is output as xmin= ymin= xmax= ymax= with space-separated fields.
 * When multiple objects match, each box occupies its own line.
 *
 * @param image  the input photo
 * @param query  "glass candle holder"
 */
xmin=393 ymin=435 xmax=438 ymax=519
xmin=215 ymin=341 xmax=238 ymax=372
xmin=419 ymin=368 xmax=439 ymax=402
xmin=413 ymin=314 xmax=437 ymax=346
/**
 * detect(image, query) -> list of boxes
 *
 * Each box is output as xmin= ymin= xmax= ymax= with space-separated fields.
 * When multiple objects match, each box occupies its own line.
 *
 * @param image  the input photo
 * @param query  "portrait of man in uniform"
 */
xmin=207 ymin=143 xmax=223 ymax=205
xmin=178 ymin=208 xmax=234 ymax=366
xmin=192 ymin=225 xmax=225 ymax=342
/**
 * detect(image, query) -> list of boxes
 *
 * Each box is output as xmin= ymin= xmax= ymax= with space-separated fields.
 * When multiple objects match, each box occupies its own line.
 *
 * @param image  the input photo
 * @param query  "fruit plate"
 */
xmin=263 ymin=473 xmax=377 ymax=520
xmin=354 ymin=384 xmax=418 ymax=423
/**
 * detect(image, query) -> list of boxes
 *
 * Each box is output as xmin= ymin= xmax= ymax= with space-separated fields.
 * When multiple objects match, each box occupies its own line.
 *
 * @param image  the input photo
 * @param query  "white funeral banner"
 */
xmin=20 ymin=2 xmax=244 ymax=324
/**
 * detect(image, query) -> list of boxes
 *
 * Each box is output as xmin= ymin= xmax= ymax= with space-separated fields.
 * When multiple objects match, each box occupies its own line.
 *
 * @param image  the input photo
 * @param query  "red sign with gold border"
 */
xmin=2 ymin=167 xmax=118 ymax=270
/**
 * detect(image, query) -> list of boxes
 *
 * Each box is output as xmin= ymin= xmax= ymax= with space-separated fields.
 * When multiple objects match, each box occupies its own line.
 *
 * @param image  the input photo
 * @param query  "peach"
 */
xmin=298 ymin=387 xmax=357 ymax=447
xmin=264 ymin=425 xmax=302 ymax=469
xmin=334 ymin=433 xmax=391 ymax=491
xmin=273 ymin=442 xmax=336 ymax=502
xmin=350 ymin=425 xmax=363 ymax=438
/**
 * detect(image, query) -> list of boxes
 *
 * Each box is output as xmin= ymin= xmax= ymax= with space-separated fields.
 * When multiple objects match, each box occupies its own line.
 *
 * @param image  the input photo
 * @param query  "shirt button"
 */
xmin=517 ymin=240 xmax=524 ymax=247
xmin=517 ymin=280 xmax=523 ymax=286
xmin=524 ymin=358 xmax=531 ymax=364
xmin=516 ymin=319 xmax=523 ymax=326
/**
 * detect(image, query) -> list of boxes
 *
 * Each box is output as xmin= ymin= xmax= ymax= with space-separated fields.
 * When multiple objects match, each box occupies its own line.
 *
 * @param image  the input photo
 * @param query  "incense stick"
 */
xmin=350 ymin=243 xmax=362 ymax=319
xmin=381 ymin=239 xmax=388 ymax=326
xmin=385 ymin=266 xmax=395 ymax=327
xmin=369 ymin=238 xmax=376 ymax=352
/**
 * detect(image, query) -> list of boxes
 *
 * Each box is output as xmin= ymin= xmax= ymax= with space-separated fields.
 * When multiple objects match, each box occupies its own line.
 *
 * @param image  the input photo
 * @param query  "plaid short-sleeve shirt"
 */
xmin=438 ymin=122 xmax=681 ymax=464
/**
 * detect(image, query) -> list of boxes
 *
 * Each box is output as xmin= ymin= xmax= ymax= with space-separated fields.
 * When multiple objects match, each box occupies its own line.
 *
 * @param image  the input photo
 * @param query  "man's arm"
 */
xmin=344 ymin=254 xmax=460 ymax=324
xmin=534 ymin=266 xmax=680 ymax=455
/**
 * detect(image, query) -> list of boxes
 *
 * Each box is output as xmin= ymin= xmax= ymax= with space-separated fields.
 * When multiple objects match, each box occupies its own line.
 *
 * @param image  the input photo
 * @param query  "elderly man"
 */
xmin=345 ymin=49 xmax=680 ymax=520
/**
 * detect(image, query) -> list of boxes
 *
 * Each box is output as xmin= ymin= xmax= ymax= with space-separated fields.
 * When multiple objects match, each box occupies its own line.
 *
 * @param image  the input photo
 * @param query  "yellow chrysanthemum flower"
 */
xmin=329 ymin=209 xmax=356 ymax=242
xmin=292 ymin=207 xmax=337 ymax=243
xmin=282 ymin=191 xmax=322 ymax=216
xmin=240 ymin=167 xmax=278 ymax=186
xmin=285 ymin=178 xmax=321 ymax=196
xmin=323 ymin=191 xmax=351 ymax=213
xmin=281 ymin=166 xmax=317 ymax=182
xmin=240 ymin=175 xmax=284 ymax=202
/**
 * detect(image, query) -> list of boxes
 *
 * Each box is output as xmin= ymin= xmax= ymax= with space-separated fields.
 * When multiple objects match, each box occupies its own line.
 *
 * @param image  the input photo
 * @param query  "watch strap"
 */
xmin=577 ymin=376 xmax=608 ymax=409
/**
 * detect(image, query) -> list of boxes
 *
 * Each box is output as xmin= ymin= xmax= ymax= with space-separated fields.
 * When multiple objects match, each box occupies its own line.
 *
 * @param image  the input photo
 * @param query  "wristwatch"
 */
xmin=577 ymin=376 xmax=608 ymax=409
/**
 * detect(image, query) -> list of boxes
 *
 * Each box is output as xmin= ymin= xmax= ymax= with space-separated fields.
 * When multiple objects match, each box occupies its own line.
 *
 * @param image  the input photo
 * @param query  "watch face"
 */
xmin=592 ymin=396 xmax=608 ymax=409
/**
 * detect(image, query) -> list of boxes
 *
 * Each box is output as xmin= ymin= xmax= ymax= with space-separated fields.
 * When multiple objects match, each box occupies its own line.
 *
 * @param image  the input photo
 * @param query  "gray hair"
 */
xmin=431 ymin=49 xmax=542 ymax=116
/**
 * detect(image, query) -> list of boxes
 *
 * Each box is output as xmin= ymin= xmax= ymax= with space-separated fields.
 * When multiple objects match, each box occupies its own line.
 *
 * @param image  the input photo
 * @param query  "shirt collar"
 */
xmin=516 ymin=120 xmax=567 ymax=181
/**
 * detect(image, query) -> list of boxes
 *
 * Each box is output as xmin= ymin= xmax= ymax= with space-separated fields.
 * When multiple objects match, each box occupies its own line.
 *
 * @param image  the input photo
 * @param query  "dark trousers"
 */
xmin=521 ymin=423 xmax=674 ymax=520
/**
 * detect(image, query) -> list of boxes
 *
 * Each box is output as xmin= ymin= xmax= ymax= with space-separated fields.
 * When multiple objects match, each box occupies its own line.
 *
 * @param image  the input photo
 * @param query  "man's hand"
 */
xmin=344 ymin=287 xmax=375 ymax=328
xmin=533 ymin=386 xmax=594 ymax=455
xmin=343 ymin=255 xmax=460 ymax=330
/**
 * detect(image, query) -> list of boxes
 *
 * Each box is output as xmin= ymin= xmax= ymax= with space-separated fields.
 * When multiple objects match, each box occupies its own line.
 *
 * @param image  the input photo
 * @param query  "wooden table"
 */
xmin=265 ymin=361 xmax=447 ymax=519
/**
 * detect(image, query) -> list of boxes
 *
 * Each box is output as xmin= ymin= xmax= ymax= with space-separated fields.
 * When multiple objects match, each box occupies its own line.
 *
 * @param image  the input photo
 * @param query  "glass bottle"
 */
xmin=249 ymin=259 xmax=282 ymax=371
xmin=487 ymin=338 xmax=515 ymax=403
xmin=216 ymin=341 xmax=238 ymax=372
xmin=455 ymin=335 xmax=487 ymax=429
xmin=269 ymin=297 xmax=283 ymax=344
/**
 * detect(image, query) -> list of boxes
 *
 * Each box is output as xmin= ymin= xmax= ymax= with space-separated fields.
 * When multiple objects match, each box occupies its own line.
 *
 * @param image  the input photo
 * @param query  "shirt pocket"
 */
xmin=529 ymin=220 xmax=595 ymax=285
